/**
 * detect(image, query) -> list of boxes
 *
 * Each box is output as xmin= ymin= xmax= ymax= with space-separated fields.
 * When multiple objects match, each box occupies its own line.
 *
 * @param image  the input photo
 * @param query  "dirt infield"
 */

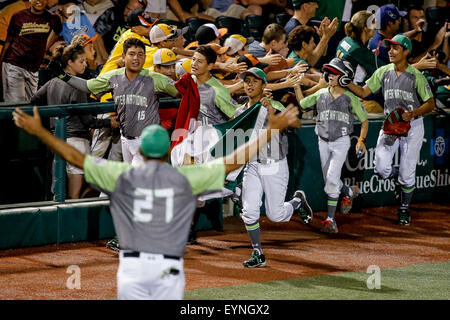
xmin=0 ymin=202 xmax=449 ymax=299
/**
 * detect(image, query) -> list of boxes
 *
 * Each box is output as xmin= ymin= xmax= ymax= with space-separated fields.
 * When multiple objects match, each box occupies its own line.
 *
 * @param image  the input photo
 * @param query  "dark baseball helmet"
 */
xmin=322 ymin=58 xmax=354 ymax=87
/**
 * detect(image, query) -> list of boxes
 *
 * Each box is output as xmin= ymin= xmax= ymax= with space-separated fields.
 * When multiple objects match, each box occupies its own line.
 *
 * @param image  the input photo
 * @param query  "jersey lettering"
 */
xmin=318 ymin=110 xmax=350 ymax=124
xmin=114 ymin=94 xmax=148 ymax=107
xmin=340 ymin=40 xmax=351 ymax=52
xmin=132 ymin=188 xmax=175 ymax=224
xmin=383 ymin=89 xmax=414 ymax=103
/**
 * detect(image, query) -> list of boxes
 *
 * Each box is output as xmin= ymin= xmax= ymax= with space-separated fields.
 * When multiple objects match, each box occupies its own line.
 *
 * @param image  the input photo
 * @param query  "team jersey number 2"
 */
xmin=133 ymin=188 xmax=174 ymax=223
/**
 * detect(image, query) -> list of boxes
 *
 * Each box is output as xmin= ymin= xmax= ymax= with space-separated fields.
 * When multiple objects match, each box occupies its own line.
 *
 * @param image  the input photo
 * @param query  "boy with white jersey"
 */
xmin=300 ymin=58 xmax=369 ymax=233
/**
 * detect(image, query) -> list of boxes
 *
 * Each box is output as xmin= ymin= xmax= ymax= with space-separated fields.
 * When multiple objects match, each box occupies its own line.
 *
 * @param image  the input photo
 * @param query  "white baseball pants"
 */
xmin=121 ymin=135 xmax=144 ymax=166
xmin=374 ymin=118 xmax=424 ymax=187
xmin=117 ymin=252 xmax=185 ymax=300
xmin=241 ymin=158 xmax=293 ymax=225
xmin=318 ymin=135 xmax=351 ymax=199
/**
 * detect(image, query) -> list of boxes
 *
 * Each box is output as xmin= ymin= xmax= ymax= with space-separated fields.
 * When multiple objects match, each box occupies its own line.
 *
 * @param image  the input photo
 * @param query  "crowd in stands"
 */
xmin=0 ymin=0 xmax=449 ymax=201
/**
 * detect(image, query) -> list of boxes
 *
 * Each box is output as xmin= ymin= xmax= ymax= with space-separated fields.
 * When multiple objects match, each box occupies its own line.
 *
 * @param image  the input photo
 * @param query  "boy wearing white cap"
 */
xmin=224 ymin=34 xmax=254 ymax=57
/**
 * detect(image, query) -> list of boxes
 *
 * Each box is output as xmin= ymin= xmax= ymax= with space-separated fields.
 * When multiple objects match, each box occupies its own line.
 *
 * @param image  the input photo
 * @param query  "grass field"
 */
xmin=184 ymin=261 xmax=450 ymax=300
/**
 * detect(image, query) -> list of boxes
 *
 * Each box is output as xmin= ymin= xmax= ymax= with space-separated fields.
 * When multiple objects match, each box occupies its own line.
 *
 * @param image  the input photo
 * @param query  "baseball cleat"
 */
xmin=293 ymin=190 xmax=313 ymax=224
xmin=243 ymin=250 xmax=266 ymax=268
xmin=186 ymin=230 xmax=198 ymax=245
xmin=106 ymin=238 xmax=120 ymax=252
xmin=340 ymin=186 xmax=359 ymax=215
xmin=320 ymin=219 xmax=339 ymax=234
xmin=397 ymin=208 xmax=411 ymax=226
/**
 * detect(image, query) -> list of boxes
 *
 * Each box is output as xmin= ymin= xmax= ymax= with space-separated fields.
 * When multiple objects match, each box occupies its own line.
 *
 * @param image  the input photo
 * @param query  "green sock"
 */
xmin=327 ymin=197 xmax=339 ymax=220
xmin=245 ymin=222 xmax=262 ymax=255
xmin=400 ymin=185 xmax=415 ymax=209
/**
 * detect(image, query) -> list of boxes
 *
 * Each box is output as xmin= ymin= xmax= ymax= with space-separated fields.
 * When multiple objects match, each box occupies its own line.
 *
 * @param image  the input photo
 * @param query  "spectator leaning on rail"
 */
xmin=0 ymin=0 xmax=62 ymax=102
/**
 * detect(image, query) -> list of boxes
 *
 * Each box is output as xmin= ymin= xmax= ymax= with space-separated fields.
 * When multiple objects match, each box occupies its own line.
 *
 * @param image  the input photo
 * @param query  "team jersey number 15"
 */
xmin=133 ymin=188 xmax=174 ymax=223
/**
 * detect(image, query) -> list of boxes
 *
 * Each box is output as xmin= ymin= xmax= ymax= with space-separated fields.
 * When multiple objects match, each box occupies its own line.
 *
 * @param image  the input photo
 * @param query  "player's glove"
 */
xmin=382 ymin=107 xmax=411 ymax=137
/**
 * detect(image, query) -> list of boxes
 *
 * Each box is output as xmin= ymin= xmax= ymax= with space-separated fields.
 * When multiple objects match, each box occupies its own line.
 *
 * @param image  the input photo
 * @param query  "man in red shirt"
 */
xmin=0 ymin=0 xmax=62 ymax=102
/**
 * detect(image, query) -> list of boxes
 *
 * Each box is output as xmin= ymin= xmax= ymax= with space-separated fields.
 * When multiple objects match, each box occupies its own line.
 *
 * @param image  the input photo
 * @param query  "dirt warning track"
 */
xmin=0 ymin=202 xmax=448 ymax=299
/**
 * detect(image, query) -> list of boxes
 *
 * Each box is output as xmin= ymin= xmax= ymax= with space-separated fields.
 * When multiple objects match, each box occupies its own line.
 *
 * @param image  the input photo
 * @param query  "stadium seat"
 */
xmin=215 ymin=16 xmax=244 ymax=38
xmin=276 ymin=13 xmax=292 ymax=27
xmin=245 ymin=14 xmax=265 ymax=41
xmin=185 ymin=17 xmax=212 ymax=43
xmin=157 ymin=19 xmax=186 ymax=29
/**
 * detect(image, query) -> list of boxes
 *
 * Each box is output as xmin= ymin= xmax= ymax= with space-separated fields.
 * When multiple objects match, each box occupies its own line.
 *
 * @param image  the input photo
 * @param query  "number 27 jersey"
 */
xmin=83 ymin=156 xmax=225 ymax=258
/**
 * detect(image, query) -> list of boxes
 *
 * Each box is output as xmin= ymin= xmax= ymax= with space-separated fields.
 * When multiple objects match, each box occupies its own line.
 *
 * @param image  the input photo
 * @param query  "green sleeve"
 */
xmin=176 ymin=158 xmax=226 ymax=195
xmin=345 ymin=91 xmax=367 ymax=122
xmin=414 ymin=70 xmax=434 ymax=102
xmin=299 ymin=88 xmax=326 ymax=109
xmin=84 ymin=155 xmax=133 ymax=193
xmin=86 ymin=68 xmax=123 ymax=96
xmin=151 ymin=71 xmax=179 ymax=97
xmin=210 ymin=79 xmax=239 ymax=118
xmin=268 ymin=98 xmax=285 ymax=111
xmin=366 ymin=64 xmax=391 ymax=93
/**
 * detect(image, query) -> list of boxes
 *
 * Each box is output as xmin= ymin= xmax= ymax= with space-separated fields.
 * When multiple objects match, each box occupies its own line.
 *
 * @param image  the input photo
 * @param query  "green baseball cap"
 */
xmin=240 ymin=67 xmax=267 ymax=84
xmin=383 ymin=34 xmax=412 ymax=53
xmin=140 ymin=124 xmax=171 ymax=158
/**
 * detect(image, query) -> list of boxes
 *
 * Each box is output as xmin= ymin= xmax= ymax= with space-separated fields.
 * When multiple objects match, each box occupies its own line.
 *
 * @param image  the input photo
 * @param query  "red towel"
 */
xmin=158 ymin=108 xmax=178 ymax=130
xmin=171 ymin=73 xmax=200 ymax=148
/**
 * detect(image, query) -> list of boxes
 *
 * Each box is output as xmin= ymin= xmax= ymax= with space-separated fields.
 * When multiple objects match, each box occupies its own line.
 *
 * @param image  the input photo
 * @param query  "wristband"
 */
xmin=358 ymin=137 xmax=366 ymax=144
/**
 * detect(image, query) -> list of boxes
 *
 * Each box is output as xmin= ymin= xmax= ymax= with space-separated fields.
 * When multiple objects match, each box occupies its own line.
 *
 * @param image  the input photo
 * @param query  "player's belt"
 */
xmin=257 ymin=159 xmax=280 ymax=164
xmin=124 ymin=135 xmax=137 ymax=140
xmin=122 ymin=251 xmax=180 ymax=260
